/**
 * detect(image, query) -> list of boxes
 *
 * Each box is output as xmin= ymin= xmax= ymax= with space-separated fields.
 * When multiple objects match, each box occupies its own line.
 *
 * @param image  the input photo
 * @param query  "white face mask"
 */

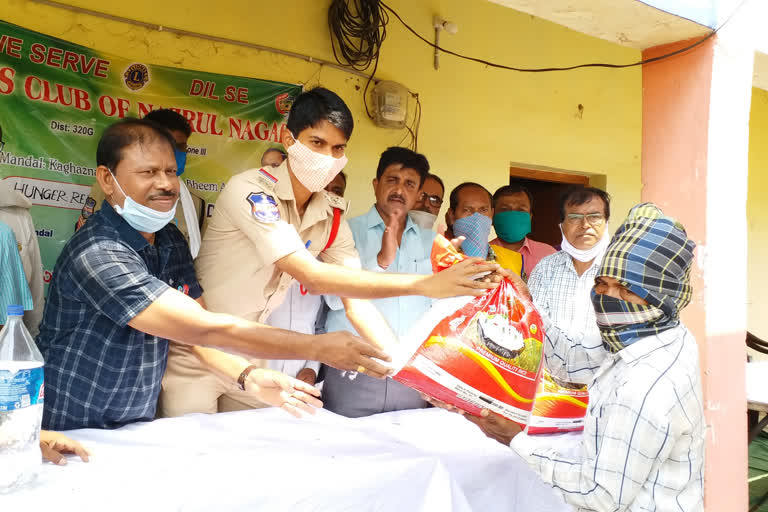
xmin=111 ymin=173 xmax=178 ymax=234
xmin=408 ymin=210 xmax=437 ymax=230
xmin=286 ymin=136 xmax=348 ymax=192
xmin=560 ymin=225 xmax=610 ymax=263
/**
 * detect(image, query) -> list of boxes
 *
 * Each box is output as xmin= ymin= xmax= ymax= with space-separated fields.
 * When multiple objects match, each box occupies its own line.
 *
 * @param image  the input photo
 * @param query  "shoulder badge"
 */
xmin=81 ymin=196 xmax=96 ymax=219
xmin=246 ymin=192 xmax=280 ymax=223
xmin=323 ymin=190 xmax=347 ymax=210
xmin=256 ymin=167 xmax=279 ymax=191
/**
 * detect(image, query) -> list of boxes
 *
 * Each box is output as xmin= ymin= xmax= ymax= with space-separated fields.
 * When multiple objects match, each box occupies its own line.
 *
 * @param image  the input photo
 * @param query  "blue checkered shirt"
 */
xmin=511 ymin=325 xmax=705 ymax=511
xmin=37 ymin=201 xmax=202 ymax=430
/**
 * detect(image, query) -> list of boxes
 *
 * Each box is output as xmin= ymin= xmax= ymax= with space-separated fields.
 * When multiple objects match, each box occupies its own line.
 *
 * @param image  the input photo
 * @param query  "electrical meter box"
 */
xmin=372 ymin=80 xmax=409 ymax=129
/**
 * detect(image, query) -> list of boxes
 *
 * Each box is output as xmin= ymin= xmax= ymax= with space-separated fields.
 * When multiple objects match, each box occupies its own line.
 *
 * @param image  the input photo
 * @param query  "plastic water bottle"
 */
xmin=0 ymin=305 xmax=44 ymax=493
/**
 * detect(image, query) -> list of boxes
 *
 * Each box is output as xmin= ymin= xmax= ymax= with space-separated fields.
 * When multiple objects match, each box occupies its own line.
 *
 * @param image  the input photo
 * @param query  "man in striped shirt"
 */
xmin=448 ymin=203 xmax=705 ymax=511
xmin=528 ymin=187 xmax=612 ymax=386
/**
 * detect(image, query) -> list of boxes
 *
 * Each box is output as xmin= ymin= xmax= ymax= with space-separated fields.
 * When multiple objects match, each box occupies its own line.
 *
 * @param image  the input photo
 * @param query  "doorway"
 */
xmin=508 ymin=166 xmax=595 ymax=248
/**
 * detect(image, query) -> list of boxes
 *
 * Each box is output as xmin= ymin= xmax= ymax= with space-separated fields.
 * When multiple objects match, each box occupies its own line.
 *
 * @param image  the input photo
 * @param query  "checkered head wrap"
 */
xmin=592 ymin=203 xmax=696 ymax=352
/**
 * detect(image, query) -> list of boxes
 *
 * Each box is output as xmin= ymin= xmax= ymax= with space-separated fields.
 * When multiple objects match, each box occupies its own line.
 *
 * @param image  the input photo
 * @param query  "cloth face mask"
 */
xmin=591 ymin=290 xmax=666 ymax=352
xmin=560 ymin=225 xmax=610 ymax=263
xmin=286 ymin=136 xmax=348 ymax=192
xmin=175 ymin=149 xmax=187 ymax=176
xmin=408 ymin=210 xmax=437 ymax=230
xmin=453 ymin=213 xmax=492 ymax=258
xmin=112 ymin=173 xmax=178 ymax=233
xmin=492 ymin=210 xmax=531 ymax=243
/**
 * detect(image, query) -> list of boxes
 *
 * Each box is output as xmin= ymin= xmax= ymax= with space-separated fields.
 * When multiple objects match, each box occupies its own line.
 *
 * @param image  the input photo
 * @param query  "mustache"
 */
xmin=148 ymin=190 xmax=178 ymax=200
xmin=387 ymin=194 xmax=406 ymax=203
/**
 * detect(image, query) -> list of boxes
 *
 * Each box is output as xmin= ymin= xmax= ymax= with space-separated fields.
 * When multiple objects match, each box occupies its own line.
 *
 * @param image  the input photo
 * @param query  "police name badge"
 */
xmin=246 ymin=192 xmax=280 ymax=223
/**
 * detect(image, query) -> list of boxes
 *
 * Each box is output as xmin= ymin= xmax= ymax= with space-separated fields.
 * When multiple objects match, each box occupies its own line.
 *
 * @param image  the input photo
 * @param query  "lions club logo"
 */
xmin=275 ymin=93 xmax=294 ymax=115
xmin=124 ymin=63 xmax=149 ymax=91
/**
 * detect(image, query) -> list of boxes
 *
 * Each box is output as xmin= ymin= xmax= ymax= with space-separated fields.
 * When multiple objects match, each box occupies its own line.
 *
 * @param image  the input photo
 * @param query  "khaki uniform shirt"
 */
xmin=194 ymin=161 xmax=359 ymax=322
xmin=76 ymin=181 xmax=205 ymax=242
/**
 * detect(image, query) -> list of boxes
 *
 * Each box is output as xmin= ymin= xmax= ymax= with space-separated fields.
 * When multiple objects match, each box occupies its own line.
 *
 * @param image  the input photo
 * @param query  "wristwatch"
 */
xmin=237 ymin=364 xmax=260 ymax=391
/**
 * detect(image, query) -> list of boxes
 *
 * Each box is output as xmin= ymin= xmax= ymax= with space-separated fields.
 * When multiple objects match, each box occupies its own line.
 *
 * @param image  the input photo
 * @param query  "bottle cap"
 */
xmin=6 ymin=305 xmax=24 ymax=316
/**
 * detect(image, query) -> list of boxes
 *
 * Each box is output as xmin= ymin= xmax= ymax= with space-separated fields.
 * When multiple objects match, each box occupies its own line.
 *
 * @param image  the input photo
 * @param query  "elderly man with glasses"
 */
xmin=528 ymin=186 xmax=612 ymax=386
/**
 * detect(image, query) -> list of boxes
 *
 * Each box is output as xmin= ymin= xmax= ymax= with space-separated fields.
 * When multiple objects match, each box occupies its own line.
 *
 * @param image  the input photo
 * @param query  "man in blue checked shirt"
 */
xmin=36 ymin=118 xmax=392 ymax=431
xmin=322 ymin=147 xmax=435 ymax=417
xmin=431 ymin=203 xmax=705 ymax=512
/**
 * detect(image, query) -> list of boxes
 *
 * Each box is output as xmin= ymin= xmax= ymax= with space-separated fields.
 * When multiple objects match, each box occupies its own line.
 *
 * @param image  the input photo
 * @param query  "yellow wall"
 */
xmin=0 ymin=0 xmax=642 ymax=224
xmin=748 ymin=87 xmax=768 ymax=340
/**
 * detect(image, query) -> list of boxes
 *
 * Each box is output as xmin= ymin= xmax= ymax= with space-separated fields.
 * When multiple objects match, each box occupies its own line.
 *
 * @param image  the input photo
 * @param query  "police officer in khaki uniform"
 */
xmin=76 ymin=109 xmax=206 ymax=256
xmin=160 ymin=88 xmax=498 ymax=416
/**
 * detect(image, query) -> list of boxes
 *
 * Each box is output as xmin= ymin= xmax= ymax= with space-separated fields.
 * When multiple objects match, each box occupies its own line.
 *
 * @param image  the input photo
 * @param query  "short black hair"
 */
xmin=426 ymin=173 xmax=445 ymax=196
xmin=286 ymin=87 xmax=354 ymax=140
xmin=143 ymin=108 xmax=192 ymax=137
xmin=449 ymin=182 xmax=492 ymax=211
xmin=376 ymin=146 xmax=430 ymax=186
xmin=559 ymin=186 xmax=611 ymax=222
xmin=96 ymin=118 xmax=176 ymax=173
xmin=493 ymin=184 xmax=534 ymax=210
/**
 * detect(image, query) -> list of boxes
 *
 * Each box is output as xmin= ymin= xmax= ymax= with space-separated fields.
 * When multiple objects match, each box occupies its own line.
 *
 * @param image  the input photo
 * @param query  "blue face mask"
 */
xmin=452 ymin=213 xmax=492 ymax=258
xmin=111 ymin=173 xmax=178 ymax=233
xmin=175 ymin=149 xmax=187 ymax=176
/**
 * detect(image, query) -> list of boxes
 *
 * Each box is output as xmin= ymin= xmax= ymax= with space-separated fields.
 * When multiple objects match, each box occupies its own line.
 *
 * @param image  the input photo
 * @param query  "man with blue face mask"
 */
xmin=75 ymin=109 xmax=205 ymax=257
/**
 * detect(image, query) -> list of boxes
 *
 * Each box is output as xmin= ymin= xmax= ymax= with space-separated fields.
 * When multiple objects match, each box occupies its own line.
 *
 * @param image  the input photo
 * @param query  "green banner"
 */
xmin=0 ymin=20 xmax=301 ymax=291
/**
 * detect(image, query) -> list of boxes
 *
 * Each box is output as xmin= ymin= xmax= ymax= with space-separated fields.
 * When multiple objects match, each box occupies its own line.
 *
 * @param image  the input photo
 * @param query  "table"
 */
xmin=748 ymin=362 xmax=768 ymax=443
xmin=748 ymin=362 xmax=768 ymax=512
xmin=6 ymin=408 xmax=573 ymax=511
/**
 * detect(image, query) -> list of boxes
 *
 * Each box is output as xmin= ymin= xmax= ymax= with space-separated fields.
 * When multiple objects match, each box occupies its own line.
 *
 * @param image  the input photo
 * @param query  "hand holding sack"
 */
xmin=393 ymin=236 xmax=545 ymax=426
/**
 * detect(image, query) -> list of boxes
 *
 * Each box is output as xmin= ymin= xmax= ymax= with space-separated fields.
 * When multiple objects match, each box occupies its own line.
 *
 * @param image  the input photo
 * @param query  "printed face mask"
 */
xmin=492 ymin=210 xmax=531 ymax=243
xmin=408 ymin=210 xmax=438 ymax=230
xmin=111 ymin=173 xmax=178 ymax=233
xmin=286 ymin=136 xmax=348 ymax=192
xmin=453 ymin=213 xmax=492 ymax=258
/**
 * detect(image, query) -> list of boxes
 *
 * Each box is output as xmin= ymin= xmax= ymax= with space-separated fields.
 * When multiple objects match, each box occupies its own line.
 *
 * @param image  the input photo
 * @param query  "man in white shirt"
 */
xmin=528 ymin=186 xmax=611 ymax=385
xmin=438 ymin=203 xmax=705 ymax=512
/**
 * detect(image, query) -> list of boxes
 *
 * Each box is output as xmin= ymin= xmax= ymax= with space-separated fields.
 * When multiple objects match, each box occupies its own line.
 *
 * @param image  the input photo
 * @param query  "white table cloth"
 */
xmin=6 ymin=408 xmax=573 ymax=511
xmin=748 ymin=361 xmax=768 ymax=410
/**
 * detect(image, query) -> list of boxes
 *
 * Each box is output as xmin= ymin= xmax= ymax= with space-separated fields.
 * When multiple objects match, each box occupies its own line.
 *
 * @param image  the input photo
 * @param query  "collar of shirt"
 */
xmin=255 ymin=161 xmax=348 ymax=233
xmin=490 ymin=236 xmax=531 ymax=253
xmin=617 ymin=325 xmax=681 ymax=365
xmin=363 ymin=205 xmax=419 ymax=237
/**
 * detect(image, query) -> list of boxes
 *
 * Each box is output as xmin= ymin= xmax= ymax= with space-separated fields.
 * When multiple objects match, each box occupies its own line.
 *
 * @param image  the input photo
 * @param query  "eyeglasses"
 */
xmin=565 ymin=213 xmax=606 ymax=226
xmin=419 ymin=192 xmax=443 ymax=208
